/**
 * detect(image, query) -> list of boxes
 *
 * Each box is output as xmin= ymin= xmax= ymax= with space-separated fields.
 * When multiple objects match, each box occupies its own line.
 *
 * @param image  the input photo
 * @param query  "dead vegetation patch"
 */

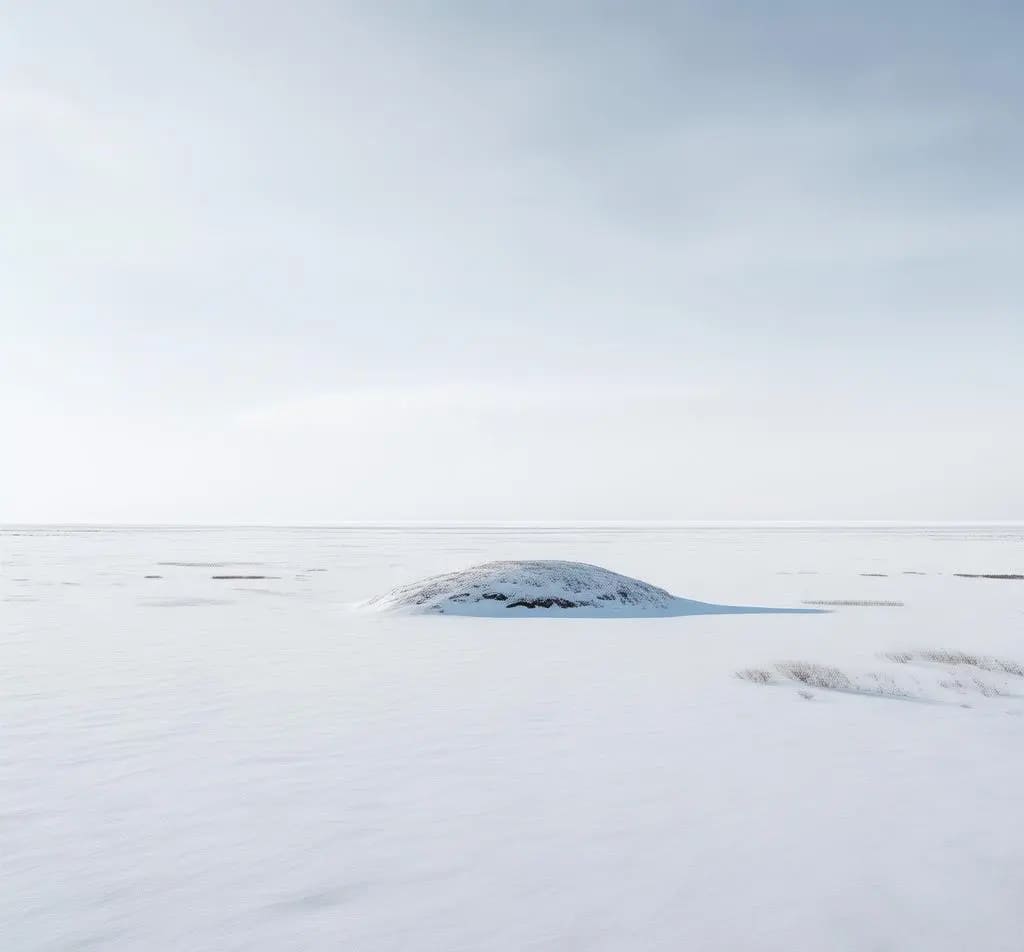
xmin=802 ymin=599 xmax=904 ymax=607
xmin=736 ymin=668 xmax=776 ymax=685
xmin=884 ymin=650 xmax=1024 ymax=677
xmin=740 ymin=650 xmax=1024 ymax=706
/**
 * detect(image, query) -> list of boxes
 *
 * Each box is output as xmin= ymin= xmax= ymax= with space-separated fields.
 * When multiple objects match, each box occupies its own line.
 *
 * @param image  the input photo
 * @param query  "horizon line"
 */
xmin=3 ymin=520 xmax=1023 ymax=530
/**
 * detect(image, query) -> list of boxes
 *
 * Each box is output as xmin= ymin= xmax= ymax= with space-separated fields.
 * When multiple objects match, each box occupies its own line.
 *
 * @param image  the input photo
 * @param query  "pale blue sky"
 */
xmin=2 ymin=2 xmax=1021 ymax=521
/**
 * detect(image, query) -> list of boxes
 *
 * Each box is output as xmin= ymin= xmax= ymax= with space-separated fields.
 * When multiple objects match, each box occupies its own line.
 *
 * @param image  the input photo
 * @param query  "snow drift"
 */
xmin=365 ymin=559 xmax=817 ymax=617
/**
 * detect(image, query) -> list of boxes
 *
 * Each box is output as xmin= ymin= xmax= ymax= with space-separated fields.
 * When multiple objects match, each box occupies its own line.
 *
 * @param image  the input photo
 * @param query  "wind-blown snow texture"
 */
xmin=3 ymin=524 xmax=1023 ymax=951
xmin=365 ymin=559 xmax=813 ymax=616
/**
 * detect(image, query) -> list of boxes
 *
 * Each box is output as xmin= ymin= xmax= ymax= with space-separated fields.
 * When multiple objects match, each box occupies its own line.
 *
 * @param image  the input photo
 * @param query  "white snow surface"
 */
xmin=3 ymin=523 xmax=1024 ymax=951
xmin=364 ymin=558 xmax=810 ymax=616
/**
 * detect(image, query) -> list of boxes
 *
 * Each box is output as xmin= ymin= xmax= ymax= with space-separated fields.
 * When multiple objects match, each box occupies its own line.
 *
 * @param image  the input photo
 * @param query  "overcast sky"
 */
xmin=2 ymin=1 xmax=1021 ymax=522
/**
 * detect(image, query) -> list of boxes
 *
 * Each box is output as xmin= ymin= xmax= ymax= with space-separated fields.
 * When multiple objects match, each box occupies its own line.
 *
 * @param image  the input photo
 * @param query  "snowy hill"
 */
xmin=365 ymin=559 xmax=811 ymax=617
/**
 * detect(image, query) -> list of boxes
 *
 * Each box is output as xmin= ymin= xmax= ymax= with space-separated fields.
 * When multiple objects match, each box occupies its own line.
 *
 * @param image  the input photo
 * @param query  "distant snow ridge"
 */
xmin=365 ymin=560 xmax=816 ymax=618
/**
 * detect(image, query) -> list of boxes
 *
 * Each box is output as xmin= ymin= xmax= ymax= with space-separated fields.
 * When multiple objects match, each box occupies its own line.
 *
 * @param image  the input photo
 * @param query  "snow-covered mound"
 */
xmin=365 ymin=560 xmax=816 ymax=617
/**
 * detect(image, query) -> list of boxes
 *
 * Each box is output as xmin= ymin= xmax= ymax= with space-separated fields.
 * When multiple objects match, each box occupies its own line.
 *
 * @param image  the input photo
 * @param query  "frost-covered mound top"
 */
xmin=365 ymin=560 xmax=817 ymax=618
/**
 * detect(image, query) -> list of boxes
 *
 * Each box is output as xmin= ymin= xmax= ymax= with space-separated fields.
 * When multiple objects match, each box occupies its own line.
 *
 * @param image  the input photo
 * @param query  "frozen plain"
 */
xmin=3 ymin=523 xmax=1023 ymax=951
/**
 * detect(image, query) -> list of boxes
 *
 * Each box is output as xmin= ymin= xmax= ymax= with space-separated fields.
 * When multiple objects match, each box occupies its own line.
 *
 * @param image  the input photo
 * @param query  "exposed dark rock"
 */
xmin=506 ymin=597 xmax=581 ymax=609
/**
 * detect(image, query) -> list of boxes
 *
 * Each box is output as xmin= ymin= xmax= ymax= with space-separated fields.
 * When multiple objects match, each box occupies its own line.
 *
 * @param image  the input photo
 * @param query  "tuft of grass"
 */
xmin=905 ymin=650 xmax=1024 ymax=678
xmin=776 ymin=662 xmax=854 ymax=692
xmin=776 ymin=662 xmax=915 ymax=699
xmin=940 ymin=677 xmax=1007 ymax=698
xmin=736 ymin=668 xmax=776 ymax=685
xmin=857 ymin=672 xmax=915 ymax=698
xmin=802 ymin=599 xmax=904 ymax=607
